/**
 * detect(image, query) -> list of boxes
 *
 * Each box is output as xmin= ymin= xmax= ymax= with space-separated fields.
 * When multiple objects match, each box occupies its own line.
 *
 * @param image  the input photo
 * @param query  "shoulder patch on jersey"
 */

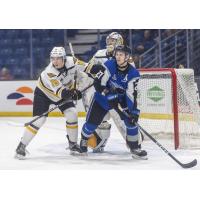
xmin=50 ymin=79 xmax=60 ymax=87
xmin=47 ymin=73 xmax=56 ymax=78
xmin=76 ymin=59 xmax=85 ymax=66
xmin=94 ymin=55 xmax=107 ymax=59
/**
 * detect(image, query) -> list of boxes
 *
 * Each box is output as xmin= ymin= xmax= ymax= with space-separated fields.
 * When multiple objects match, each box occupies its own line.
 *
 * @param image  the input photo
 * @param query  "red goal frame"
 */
xmin=139 ymin=68 xmax=179 ymax=149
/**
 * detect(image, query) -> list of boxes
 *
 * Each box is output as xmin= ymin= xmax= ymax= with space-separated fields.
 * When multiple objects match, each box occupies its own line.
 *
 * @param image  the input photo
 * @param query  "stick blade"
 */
xmin=181 ymin=159 xmax=197 ymax=169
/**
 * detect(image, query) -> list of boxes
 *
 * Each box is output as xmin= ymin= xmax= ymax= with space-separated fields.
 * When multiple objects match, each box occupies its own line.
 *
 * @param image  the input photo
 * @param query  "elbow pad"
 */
xmin=93 ymin=78 xmax=107 ymax=93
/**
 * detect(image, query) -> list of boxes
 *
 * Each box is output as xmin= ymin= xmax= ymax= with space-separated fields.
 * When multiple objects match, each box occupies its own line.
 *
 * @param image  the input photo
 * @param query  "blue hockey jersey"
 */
xmin=94 ymin=59 xmax=140 ymax=115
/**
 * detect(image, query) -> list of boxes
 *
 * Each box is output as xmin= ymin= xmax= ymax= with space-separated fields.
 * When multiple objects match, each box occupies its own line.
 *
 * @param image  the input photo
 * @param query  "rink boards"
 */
xmin=0 ymin=80 xmax=86 ymax=117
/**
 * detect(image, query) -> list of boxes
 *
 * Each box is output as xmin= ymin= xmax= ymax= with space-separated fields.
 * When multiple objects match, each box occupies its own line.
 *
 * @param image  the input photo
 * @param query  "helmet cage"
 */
xmin=106 ymin=32 xmax=123 ymax=53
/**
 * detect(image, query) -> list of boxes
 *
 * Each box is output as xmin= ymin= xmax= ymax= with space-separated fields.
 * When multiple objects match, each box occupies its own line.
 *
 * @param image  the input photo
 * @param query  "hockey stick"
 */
xmin=24 ymin=83 xmax=94 ymax=127
xmin=117 ymin=104 xmax=197 ymax=169
xmin=69 ymin=42 xmax=75 ymax=57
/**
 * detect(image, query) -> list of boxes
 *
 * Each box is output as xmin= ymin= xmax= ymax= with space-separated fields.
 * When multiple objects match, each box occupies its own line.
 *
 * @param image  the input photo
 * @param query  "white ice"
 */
xmin=0 ymin=117 xmax=199 ymax=170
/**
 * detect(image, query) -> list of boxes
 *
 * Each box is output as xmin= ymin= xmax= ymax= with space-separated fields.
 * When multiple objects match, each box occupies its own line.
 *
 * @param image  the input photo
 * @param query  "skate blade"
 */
xmin=92 ymin=149 xmax=104 ymax=153
xmin=70 ymin=151 xmax=82 ymax=156
xmin=14 ymin=153 xmax=26 ymax=160
xmin=79 ymin=152 xmax=88 ymax=156
xmin=131 ymin=154 xmax=148 ymax=160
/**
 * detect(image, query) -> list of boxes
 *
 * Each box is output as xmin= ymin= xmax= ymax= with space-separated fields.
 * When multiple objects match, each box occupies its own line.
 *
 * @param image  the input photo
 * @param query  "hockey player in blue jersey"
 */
xmin=80 ymin=45 xmax=147 ymax=159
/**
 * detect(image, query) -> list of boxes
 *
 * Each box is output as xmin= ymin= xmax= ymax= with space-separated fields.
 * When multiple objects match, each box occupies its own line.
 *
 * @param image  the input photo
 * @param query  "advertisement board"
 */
xmin=0 ymin=81 xmax=85 ymax=116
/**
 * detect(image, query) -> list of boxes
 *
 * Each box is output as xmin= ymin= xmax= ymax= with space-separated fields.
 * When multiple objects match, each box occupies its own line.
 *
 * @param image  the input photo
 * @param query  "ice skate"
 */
xmin=15 ymin=142 xmax=27 ymax=160
xmin=126 ymin=139 xmax=147 ymax=160
xmin=66 ymin=135 xmax=81 ymax=155
xmin=131 ymin=148 xmax=148 ymax=160
xmin=80 ymin=138 xmax=88 ymax=156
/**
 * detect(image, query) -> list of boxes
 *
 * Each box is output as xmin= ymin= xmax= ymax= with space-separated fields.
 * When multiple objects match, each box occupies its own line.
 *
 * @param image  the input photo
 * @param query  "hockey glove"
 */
xmin=128 ymin=109 xmax=140 ymax=125
xmin=71 ymin=89 xmax=82 ymax=100
xmin=61 ymin=88 xmax=82 ymax=100
xmin=129 ymin=113 xmax=139 ymax=125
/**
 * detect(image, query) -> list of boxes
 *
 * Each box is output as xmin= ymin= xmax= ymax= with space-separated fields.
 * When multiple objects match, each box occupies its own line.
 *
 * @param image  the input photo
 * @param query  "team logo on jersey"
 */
xmin=7 ymin=86 xmax=33 ymax=105
xmin=50 ymin=79 xmax=60 ymax=87
xmin=47 ymin=73 xmax=56 ymax=78
xmin=122 ymin=74 xmax=128 ymax=82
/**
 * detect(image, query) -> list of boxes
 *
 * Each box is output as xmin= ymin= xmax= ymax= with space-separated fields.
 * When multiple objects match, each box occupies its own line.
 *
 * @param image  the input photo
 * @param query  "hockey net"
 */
xmin=137 ymin=68 xmax=200 ymax=149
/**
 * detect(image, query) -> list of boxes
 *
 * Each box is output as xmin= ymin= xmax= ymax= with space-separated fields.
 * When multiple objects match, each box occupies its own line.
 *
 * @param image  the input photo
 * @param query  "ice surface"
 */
xmin=0 ymin=117 xmax=199 ymax=170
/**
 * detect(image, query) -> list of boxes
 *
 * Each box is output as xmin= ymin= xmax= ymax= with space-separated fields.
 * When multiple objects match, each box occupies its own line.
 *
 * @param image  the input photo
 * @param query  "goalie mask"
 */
xmin=106 ymin=32 xmax=124 ymax=54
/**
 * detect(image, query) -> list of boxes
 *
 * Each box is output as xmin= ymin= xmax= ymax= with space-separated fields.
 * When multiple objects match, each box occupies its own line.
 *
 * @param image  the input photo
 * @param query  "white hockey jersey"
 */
xmin=86 ymin=49 xmax=135 ymax=73
xmin=86 ymin=49 xmax=112 ymax=73
xmin=37 ymin=56 xmax=86 ymax=102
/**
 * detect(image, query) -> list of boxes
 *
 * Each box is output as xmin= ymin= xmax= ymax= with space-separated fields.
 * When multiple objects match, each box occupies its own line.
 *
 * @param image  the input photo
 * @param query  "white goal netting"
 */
xmin=138 ymin=68 xmax=200 ymax=149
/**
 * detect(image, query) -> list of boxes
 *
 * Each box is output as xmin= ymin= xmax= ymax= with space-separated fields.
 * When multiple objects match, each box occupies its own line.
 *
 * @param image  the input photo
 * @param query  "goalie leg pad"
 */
xmin=87 ymin=131 xmax=108 ymax=152
xmin=96 ymin=121 xmax=111 ymax=139
xmin=110 ymin=109 xmax=126 ymax=140
xmin=88 ymin=121 xmax=111 ymax=152
xmin=87 ymin=133 xmax=98 ymax=148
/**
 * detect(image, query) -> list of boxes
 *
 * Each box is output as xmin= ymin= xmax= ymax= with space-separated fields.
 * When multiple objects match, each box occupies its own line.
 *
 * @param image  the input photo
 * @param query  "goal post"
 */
xmin=138 ymin=68 xmax=200 ymax=149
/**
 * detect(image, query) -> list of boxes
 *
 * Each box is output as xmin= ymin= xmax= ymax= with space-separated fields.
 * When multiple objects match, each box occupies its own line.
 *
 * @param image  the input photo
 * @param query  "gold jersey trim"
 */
xmin=25 ymin=125 xmax=38 ymax=135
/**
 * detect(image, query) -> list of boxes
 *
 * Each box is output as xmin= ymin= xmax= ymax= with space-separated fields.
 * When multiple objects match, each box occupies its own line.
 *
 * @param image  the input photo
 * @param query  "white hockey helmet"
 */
xmin=50 ymin=47 xmax=66 ymax=60
xmin=106 ymin=32 xmax=124 ymax=53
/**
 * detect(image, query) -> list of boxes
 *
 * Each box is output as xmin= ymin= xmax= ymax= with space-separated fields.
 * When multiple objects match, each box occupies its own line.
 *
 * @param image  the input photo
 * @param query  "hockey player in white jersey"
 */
xmin=81 ymin=32 xmax=136 ymax=152
xmin=15 ymin=47 xmax=86 ymax=159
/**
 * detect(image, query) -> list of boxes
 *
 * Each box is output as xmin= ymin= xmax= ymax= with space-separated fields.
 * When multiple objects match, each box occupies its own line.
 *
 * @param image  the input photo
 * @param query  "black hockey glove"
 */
xmin=107 ymin=93 xmax=119 ymax=109
xmin=71 ymin=89 xmax=82 ymax=100
xmin=127 ymin=109 xmax=140 ymax=125
xmin=129 ymin=113 xmax=139 ymax=125
xmin=61 ymin=88 xmax=82 ymax=100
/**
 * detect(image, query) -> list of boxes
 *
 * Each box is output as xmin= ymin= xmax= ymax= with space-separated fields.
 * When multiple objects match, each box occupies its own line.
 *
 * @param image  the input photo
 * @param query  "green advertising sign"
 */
xmin=147 ymin=86 xmax=165 ymax=102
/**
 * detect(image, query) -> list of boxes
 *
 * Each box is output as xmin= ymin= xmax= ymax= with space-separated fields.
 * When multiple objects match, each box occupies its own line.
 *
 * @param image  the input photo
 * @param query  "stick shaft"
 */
xmin=69 ymin=42 xmax=75 ymax=57
xmin=24 ymin=83 xmax=94 ymax=126
xmin=117 ymin=104 xmax=197 ymax=168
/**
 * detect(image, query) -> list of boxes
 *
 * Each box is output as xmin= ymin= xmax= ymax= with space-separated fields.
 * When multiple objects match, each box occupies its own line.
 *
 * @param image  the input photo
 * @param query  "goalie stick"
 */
xmin=117 ymin=104 xmax=197 ymax=169
xmin=24 ymin=83 xmax=94 ymax=127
